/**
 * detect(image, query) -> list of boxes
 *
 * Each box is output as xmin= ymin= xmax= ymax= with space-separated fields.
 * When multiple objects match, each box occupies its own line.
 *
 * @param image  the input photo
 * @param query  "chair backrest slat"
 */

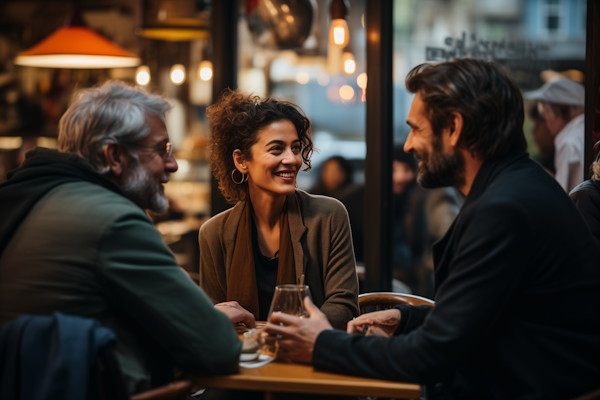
xmin=358 ymin=293 xmax=434 ymax=315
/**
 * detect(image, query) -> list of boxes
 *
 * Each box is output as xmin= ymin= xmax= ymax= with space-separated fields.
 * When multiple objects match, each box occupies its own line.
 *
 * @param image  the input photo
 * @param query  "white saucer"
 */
xmin=239 ymin=352 xmax=260 ymax=362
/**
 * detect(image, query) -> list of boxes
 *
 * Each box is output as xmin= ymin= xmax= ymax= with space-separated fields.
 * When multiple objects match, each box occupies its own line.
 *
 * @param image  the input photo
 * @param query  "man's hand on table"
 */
xmin=265 ymin=297 xmax=332 ymax=363
xmin=346 ymin=309 xmax=401 ymax=336
xmin=215 ymin=301 xmax=256 ymax=328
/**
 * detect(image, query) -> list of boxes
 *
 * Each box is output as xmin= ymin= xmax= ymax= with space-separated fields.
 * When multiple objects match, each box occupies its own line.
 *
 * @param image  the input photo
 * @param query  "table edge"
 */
xmin=192 ymin=373 xmax=421 ymax=398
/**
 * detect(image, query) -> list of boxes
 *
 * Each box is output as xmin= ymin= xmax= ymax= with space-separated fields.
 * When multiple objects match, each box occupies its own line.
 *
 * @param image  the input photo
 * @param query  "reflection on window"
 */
xmin=541 ymin=0 xmax=564 ymax=37
xmin=393 ymin=0 xmax=586 ymax=146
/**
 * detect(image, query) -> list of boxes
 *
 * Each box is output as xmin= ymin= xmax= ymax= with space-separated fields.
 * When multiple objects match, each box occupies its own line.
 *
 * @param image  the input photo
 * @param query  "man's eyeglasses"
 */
xmin=120 ymin=141 xmax=173 ymax=160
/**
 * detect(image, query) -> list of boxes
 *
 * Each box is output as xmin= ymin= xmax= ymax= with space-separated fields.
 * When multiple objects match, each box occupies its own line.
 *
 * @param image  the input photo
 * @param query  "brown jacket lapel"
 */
xmin=286 ymin=193 xmax=308 ymax=283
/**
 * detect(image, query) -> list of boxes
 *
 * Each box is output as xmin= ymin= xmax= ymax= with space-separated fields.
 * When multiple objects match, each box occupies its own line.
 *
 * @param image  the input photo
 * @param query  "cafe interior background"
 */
xmin=0 ymin=0 xmax=588 ymax=292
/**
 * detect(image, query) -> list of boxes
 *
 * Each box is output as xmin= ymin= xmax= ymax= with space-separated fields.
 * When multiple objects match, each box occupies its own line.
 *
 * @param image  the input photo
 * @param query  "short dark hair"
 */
xmin=207 ymin=89 xmax=314 ymax=203
xmin=321 ymin=156 xmax=354 ymax=186
xmin=406 ymin=58 xmax=527 ymax=160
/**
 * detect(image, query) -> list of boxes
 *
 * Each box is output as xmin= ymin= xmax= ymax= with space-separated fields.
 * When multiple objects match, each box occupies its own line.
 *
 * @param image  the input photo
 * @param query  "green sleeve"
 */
xmin=96 ymin=210 xmax=241 ymax=374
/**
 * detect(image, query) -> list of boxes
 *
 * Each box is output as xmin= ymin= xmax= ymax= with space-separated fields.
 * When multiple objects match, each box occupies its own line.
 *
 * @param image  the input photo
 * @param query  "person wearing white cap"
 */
xmin=525 ymin=78 xmax=585 ymax=192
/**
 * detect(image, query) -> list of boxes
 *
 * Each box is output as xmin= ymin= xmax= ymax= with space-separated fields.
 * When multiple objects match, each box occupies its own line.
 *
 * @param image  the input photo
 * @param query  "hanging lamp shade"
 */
xmin=14 ymin=11 xmax=141 ymax=69
xmin=140 ymin=0 xmax=210 ymax=41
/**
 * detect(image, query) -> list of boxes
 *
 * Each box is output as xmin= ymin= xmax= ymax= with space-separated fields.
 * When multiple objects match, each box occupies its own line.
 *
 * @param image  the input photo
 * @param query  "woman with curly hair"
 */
xmin=199 ymin=90 xmax=359 ymax=329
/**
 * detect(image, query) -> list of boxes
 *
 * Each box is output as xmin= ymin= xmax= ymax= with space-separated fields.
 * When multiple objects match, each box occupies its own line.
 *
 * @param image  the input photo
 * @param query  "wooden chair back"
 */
xmin=358 ymin=292 xmax=434 ymax=314
xmin=130 ymin=380 xmax=193 ymax=400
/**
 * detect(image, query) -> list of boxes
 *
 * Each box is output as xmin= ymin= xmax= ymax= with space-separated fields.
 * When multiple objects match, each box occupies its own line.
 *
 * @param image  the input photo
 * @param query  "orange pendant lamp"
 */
xmin=14 ymin=10 xmax=141 ymax=69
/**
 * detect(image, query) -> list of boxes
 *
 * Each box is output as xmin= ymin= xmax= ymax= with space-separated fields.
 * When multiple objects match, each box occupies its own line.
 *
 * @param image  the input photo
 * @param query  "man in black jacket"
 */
xmin=265 ymin=58 xmax=600 ymax=400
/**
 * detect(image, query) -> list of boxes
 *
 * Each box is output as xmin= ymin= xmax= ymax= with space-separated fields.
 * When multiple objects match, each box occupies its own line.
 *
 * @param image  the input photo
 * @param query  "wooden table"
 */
xmin=191 ymin=359 xmax=421 ymax=399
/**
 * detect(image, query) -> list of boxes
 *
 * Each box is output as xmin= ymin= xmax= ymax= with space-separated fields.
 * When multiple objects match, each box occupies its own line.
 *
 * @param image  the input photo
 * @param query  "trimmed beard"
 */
xmin=414 ymin=136 xmax=465 ymax=189
xmin=120 ymin=160 xmax=170 ymax=213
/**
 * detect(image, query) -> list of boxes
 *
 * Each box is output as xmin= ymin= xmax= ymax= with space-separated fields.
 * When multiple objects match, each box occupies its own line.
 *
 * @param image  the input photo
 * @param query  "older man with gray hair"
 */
xmin=0 ymin=81 xmax=252 ymax=394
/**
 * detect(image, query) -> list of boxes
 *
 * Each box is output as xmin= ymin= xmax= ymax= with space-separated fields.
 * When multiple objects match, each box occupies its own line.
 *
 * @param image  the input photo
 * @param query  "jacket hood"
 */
xmin=0 ymin=148 xmax=122 ymax=258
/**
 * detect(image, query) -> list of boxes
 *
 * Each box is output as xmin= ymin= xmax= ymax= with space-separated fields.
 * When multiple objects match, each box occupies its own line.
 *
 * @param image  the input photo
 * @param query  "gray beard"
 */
xmin=120 ymin=162 xmax=169 ymax=213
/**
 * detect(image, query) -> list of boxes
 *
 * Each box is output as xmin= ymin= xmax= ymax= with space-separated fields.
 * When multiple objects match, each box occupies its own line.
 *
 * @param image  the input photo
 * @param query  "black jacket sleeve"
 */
xmin=394 ymin=305 xmax=433 ymax=334
xmin=312 ymin=199 xmax=531 ymax=383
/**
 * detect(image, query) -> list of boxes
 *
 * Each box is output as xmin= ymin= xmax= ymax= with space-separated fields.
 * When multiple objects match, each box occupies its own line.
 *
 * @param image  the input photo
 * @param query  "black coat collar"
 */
xmin=431 ymin=150 xmax=529 ymax=293
xmin=462 ymin=150 xmax=529 ymax=208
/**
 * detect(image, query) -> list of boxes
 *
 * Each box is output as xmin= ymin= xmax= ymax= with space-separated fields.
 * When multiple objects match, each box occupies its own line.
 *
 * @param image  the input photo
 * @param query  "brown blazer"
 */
xmin=198 ymin=189 xmax=359 ymax=329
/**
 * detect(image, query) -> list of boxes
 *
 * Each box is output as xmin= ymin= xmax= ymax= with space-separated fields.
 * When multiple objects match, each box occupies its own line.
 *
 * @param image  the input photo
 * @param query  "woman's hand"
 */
xmin=214 ymin=301 xmax=256 ymax=328
xmin=346 ymin=309 xmax=401 ymax=336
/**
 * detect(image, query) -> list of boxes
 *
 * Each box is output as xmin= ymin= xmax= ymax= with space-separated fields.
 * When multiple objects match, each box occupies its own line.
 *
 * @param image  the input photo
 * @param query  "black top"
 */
xmin=313 ymin=152 xmax=600 ymax=400
xmin=251 ymin=218 xmax=278 ymax=321
xmin=569 ymin=177 xmax=600 ymax=248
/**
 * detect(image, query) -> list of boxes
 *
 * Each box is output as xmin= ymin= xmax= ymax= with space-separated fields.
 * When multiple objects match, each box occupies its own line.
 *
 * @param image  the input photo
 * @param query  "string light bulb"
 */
xmin=198 ymin=60 xmax=213 ymax=81
xmin=329 ymin=0 xmax=350 ymax=48
xmin=170 ymin=64 xmax=186 ymax=85
xmin=135 ymin=65 xmax=150 ymax=85
xmin=329 ymin=19 xmax=349 ymax=47
xmin=342 ymin=52 xmax=356 ymax=74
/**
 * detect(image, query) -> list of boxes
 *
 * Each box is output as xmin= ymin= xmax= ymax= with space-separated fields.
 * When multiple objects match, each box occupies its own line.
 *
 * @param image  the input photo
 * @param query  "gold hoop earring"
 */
xmin=231 ymin=169 xmax=247 ymax=184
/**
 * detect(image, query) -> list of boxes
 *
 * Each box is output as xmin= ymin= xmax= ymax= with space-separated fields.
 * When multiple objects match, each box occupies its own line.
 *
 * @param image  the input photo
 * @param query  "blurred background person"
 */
xmin=390 ymin=146 xmax=462 ymax=297
xmin=525 ymin=79 xmax=585 ymax=192
xmin=529 ymin=104 xmax=555 ymax=176
xmin=341 ymin=145 xmax=462 ymax=297
xmin=390 ymin=147 xmax=424 ymax=293
xmin=309 ymin=155 xmax=354 ymax=200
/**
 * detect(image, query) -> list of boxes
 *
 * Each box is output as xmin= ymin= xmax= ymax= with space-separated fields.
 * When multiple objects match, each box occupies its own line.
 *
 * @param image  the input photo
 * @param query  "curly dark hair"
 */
xmin=207 ymin=89 xmax=314 ymax=203
xmin=406 ymin=58 xmax=527 ymax=160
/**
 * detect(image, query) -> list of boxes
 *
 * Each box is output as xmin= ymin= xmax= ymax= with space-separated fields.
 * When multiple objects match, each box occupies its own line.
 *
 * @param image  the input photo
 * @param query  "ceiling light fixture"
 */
xmin=14 ymin=10 xmax=140 ymax=69
xmin=329 ymin=0 xmax=350 ymax=48
xmin=342 ymin=52 xmax=356 ymax=74
xmin=140 ymin=0 xmax=210 ymax=41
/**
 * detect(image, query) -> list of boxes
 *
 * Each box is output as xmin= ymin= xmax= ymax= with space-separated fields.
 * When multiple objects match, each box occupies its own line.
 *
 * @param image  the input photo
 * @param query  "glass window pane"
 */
xmin=391 ymin=0 xmax=586 ymax=297
xmin=238 ymin=1 xmax=366 ymax=192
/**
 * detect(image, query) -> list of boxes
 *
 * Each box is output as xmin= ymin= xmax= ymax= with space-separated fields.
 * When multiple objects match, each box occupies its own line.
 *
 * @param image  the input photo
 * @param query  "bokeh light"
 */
xmin=339 ymin=85 xmax=355 ymax=100
xmin=135 ymin=65 xmax=150 ymax=85
xmin=296 ymin=71 xmax=310 ymax=84
xmin=170 ymin=64 xmax=185 ymax=85
xmin=357 ymin=73 xmax=367 ymax=89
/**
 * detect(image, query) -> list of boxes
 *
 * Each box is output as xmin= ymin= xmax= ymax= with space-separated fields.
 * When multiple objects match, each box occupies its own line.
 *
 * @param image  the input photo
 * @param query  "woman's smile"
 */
xmin=274 ymin=170 xmax=296 ymax=182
